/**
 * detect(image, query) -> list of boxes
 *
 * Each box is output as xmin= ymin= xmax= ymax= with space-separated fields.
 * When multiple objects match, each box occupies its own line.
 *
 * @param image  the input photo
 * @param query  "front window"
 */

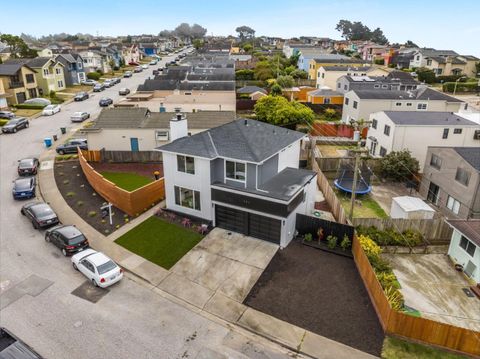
xmin=442 ymin=128 xmax=449 ymax=139
xmin=56 ymin=68 xmax=62 ymax=74
xmin=156 ymin=131 xmax=169 ymax=141
xmin=226 ymin=161 xmax=246 ymax=181
xmin=460 ymin=236 xmax=476 ymax=257
xmin=417 ymin=103 xmax=427 ymax=110
xmin=174 ymin=186 xmax=201 ymax=210
xmin=455 ymin=168 xmax=470 ymax=186
xmin=379 ymin=147 xmax=387 ymax=157
xmin=177 ymin=155 xmax=195 ymax=174
xmin=453 ymin=128 xmax=462 ymax=134
xmin=26 ymin=74 xmax=35 ymax=83
xmin=446 ymin=196 xmax=460 ymax=214
xmin=384 ymin=125 xmax=390 ymax=136
xmin=43 ymin=69 xmax=49 ymax=76
xmin=345 ymin=97 xmax=349 ymax=105
xmin=430 ymin=154 xmax=442 ymax=170
xmin=372 ymin=119 xmax=377 ymax=129
xmin=353 ymin=101 xmax=358 ymax=109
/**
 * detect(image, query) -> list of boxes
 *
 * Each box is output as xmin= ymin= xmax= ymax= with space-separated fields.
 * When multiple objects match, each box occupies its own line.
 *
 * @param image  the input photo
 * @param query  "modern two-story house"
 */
xmin=420 ymin=147 xmax=480 ymax=219
xmin=336 ymin=70 xmax=419 ymax=94
xmin=157 ymin=118 xmax=317 ymax=247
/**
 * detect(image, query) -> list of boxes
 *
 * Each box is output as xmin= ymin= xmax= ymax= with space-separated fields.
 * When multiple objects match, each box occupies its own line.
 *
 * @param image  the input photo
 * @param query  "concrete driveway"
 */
xmin=159 ymin=228 xmax=278 ymax=307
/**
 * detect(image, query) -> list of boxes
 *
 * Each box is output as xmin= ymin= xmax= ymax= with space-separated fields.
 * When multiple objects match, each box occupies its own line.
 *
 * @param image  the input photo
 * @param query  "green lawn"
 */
xmin=338 ymin=192 xmax=388 ymax=219
xmin=115 ymin=216 xmax=203 ymax=269
xmin=101 ymin=171 xmax=153 ymax=191
xmin=382 ymin=337 xmax=466 ymax=359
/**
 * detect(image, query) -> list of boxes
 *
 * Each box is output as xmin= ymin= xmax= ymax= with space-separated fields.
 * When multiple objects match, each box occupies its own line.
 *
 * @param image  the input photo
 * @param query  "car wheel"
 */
xmin=25 ymin=123 xmax=29 ymax=128
xmin=32 ymin=221 xmax=39 ymax=229
xmin=62 ymin=248 xmax=67 ymax=256
xmin=58 ymin=150 xmax=64 ymax=155
xmin=72 ymin=262 xmax=78 ymax=271
xmin=20 ymin=208 xmax=25 ymax=215
xmin=92 ymin=279 xmax=98 ymax=287
xmin=13 ymin=128 xmax=17 ymax=133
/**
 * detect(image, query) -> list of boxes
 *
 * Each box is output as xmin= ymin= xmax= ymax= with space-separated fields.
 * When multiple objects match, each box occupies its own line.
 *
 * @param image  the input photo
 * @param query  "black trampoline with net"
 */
xmin=334 ymin=159 xmax=372 ymax=194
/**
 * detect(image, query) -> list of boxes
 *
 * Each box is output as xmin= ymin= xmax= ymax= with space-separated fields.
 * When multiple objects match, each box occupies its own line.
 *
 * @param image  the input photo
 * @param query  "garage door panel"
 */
xmin=215 ymin=206 xmax=247 ymax=233
xmin=249 ymin=213 xmax=281 ymax=244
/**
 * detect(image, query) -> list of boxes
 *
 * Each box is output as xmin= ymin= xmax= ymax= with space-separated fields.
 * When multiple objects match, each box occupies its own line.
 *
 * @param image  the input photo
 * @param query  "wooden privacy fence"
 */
xmin=316 ymin=156 xmax=381 ymax=174
xmin=82 ymin=150 xmax=101 ymax=162
xmin=352 ymin=218 xmax=453 ymax=244
xmin=100 ymin=149 xmax=163 ymax=163
xmin=312 ymin=159 xmax=349 ymax=225
xmin=352 ymin=235 xmax=480 ymax=356
xmin=78 ymin=149 xmax=165 ymax=216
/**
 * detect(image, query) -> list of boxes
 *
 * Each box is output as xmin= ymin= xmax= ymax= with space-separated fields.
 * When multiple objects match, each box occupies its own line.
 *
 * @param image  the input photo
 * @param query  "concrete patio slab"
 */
xmin=131 ymin=260 xmax=169 ymax=286
xmin=237 ymin=308 xmax=305 ymax=350
xmin=158 ymin=273 xmax=214 ymax=309
xmin=218 ymin=264 xmax=263 ymax=302
xmin=204 ymin=292 xmax=247 ymax=323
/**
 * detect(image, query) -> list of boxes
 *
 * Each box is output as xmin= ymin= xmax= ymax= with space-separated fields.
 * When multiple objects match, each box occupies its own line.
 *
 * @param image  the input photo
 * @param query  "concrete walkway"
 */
xmin=37 ymin=139 xmax=378 ymax=358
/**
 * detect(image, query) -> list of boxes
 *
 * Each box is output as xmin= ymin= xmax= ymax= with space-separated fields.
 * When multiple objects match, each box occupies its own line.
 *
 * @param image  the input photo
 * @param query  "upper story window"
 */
xmin=384 ymin=125 xmax=390 ymax=136
xmin=321 ymin=73 xmax=325 ymax=78
xmin=395 ymin=102 xmax=402 ymax=107
xmin=337 ymin=83 xmax=341 ymax=88
xmin=455 ymin=167 xmax=470 ymax=186
xmin=25 ymin=74 xmax=35 ymax=83
xmin=353 ymin=100 xmax=358 ymax=109
xmin=442 ymin=128 xmax=449 ymax=139
xmin=345 ymin=97 xmax=349 ymax=105
xmin=177 ymin=155 xmax=195 ymax=174
xmin=406 ymin=103 xmax=412 ymax=107
xmin=55 ymin=68 xmax=62 ymax=74
xmin=417 ymin=103 xmax=427 ymax=110
xmin=43 ymin=69 xmax=49 ymax=76
xmin=371 ymin=119 xmax=377 ymax=129
xmin=225 ymin=161 xmax=246 ymax=182
xmin=427 ymin=59 xmax=432 ymax=66
xmin=430 ymin=154 xmax=442 ymax=170
xmin=453 ymin=128 xmax=462 ymax=134
xmin=374 ymin=84 xmax=380 ymax=89
xmin=460 ymin=235 xmax=476 ymax=257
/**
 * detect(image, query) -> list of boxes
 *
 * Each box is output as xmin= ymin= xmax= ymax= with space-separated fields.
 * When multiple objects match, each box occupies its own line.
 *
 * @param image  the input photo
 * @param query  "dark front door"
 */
xmin=427 ymin=182 xmax=440 ymax=205
xmin=16 ymin=92 xmax=26 ymax=104
xmin=214 ymin=205 xmax=281 ymax=244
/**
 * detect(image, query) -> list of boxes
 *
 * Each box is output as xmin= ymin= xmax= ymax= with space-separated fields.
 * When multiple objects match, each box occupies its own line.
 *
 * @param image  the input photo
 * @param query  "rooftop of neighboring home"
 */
xmin=237 ymin=86 xmax=267 ymax=94
xmin=350 ymin=87 xmax=463 ymax=102
xmin=158 ymin=118 xmax=305 ymax=163
xmin=88 ymin=108 xmax=236 ymax=130
xmin=55 ymin=53 xmax=82 ymax=63
xmin=323 ymin=65 xmax=371 ymax=72
xmin=0 ymin=61 xmax=36 ymax=75
xmin=416 ymin=48 xmax=459 ymax=57
xmin=380 ymin=111 xmax=477 ymax=126
xmin=342 ymin=71 xmax=418 ymax=84
xmin=25 ymin=57 xmax=57 ymax=68
xmin=452 ymin=147 xmax=480 ymax=171
xmin=446 ymin=219 xmax=480 ymax=246
xmin=138 ymin=80 xmax=235 ymax=91
xmin=229 ymin=54 xmax=252 ymax=61
xmin=308 ymin=89 xmax=343 ymax=97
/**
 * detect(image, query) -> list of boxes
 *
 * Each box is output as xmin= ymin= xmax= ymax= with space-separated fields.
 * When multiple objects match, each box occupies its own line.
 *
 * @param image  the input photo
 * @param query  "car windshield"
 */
xmin=72 ymin=112 xmax=83 ymax=116
xmin=32 ymin=205 xmax=54 ymax=218
xmin=97 ymin=260 xmax=117 ymax=274
xmin=6 ymin=119 xmax=19 ymax=125
xmin=44 ymin=105 xmax=55 ymax=110
xmin=67 ymin=234 xmax=86 ymax=245
xmin=15 ymin=179 xmax=31 ymax=190
xmin=19 ymin=159 xmax=34 ymax=168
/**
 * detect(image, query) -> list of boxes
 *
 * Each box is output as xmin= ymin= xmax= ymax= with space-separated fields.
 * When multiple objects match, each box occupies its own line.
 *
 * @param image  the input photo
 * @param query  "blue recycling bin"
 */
xmin=44 ymin=137 xmax=52 ymax=148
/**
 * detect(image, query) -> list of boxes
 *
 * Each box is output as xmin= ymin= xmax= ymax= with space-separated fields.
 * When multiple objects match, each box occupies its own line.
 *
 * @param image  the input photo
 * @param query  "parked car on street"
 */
xmin=71 ymin=249 xmax=123 ymax=288
xmin=45 ymin=225 xmax=89 ymax=256
xmin=12 ymin=177 xmax=36 ymax=200
xmin=2 ymin=117 xmax=29 ymax=133
xmin=17 ymin=158 xmax=39 ymax=176
xmin=74 ymin=92 xmax=89 ymax=101
xmin=152 ymin=69 xmax=159 ymax=76
xmin=99 ymin=98 xmax=113 ymax=107
xmin=70 ymin=111 xmax=90 ymax=122
xmin=56 ymin=139 xmax=88 ymax=155
xmin=0 ymin=110 xmax=15 ymax=119
xmin=93 ymin=83 xmax=105 ymax=92
xmin=112 ymin=77 xmax=121 ymax=84
xmin=103 ymin=80 xmax=114 ymax=88
xmin=81 ymin=79 xmax=97 ymax=86
xmin=119 ymin=88 xmax=130 ymax=95
xmin=134 ymin=66 xmax=142 ymax=73
xmin=42 ymin=104 xmax=61 ymax=116
xmin=123 ymin=71 xmax=133 ymax=78
xmin=21 ymin=202 xmax=59 ymax=229
xmin=149 ymin=60 xmax=157 ymax=65
xmin=0 ymin=327 xmax=44 ymax=359
xmin=24 ymin=98 xmax=51 ymax=106
xmin=141 ymin=64 xmax=149 ymax=70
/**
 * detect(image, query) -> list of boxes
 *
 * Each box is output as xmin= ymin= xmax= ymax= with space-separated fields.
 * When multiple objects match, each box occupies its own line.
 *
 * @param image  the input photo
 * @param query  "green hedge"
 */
xmin=356 ymin=225 xmax=424 ymax=247
xmin=442 ymin=82 xmax=478 ymax=93
xmin=14 ymin=104 xmax=46 ymax=109
xmin=86 ymin=72 xmax=101 ymax=80
xmin=436 ymin=75 xmax=463 ymax=83
xmin=0 ymin=119 xmax=8 ymax=127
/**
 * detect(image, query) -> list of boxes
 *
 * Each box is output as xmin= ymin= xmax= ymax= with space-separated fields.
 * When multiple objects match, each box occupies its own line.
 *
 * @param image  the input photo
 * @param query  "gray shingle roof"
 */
xmin=382 ymin=111 xmax=477 ymax=126
xmin=237 ymin=86 xmax=267 ymax=94
xmin=91 ymin=108 xmax=236 ymax=130
xmin=446 ymin=220 xmax=480 ymax=246
xmin=323 ymin=66 xmax=371 ymax=72
xmin=138 ymin=80 xmax=234 ymax=91
xmin=56 ymin=53 xmax=77 ymax=63
xmin=352 ymin=87 xmax=463 ymax=102
xmin=308 ymin=89 xmax=342 ymax=97
xmin=158 ymin=119 xmax=306 ymax=162
xmin=0 ymin=62 xmax=36 ymax=75
xmin=453 ymin=147 xmax=480 ymax=171
xmin=27 ymin=57 xmax=53 ymax=68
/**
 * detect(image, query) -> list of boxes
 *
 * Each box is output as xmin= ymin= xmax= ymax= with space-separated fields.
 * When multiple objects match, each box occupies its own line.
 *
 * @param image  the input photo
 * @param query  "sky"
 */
xmin=2 ymin=0 xmax=480 ymax=56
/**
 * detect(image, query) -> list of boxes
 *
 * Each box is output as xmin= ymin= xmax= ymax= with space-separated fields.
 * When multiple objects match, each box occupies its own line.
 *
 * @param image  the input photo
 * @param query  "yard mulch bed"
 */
xmin=244 ymin=241 xmax=384 ymax=356
xmin=90 ymin=163 xmax=163 ymax=179
xmin=54 ymin=159 xmax=129 ymax=235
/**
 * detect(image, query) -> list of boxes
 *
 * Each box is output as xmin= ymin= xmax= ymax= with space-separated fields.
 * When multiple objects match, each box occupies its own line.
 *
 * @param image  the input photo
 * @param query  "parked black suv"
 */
xmin=21 ymin=202 xmax=59 ymax=229
xmin=45 ymin=225 xmax=89 ymax=256
xmin=56 ymin=139 xmax=88 ymax=155
xmin=74 ymin=92 xmax=89 ymax=101
xmin=2 ymin=117 xmax=29 ymax=133
xmin=18 ymin=158 xmax=39 ymax=176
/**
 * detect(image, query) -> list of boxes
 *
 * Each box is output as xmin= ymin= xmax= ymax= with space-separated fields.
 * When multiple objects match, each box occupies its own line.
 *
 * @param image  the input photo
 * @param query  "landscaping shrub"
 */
xmin=379 ymin=150 xmax=419 ymax=181
xmin=88 ymin=211 xmax=97 ymax=217
xmin=415 ymin=67 xmax=436 ymax=84
xmin=374 ymin=58 xmax=385 ymax=65
xmin=442 ymin=82 xmax=478 ymax=93
xmin=0 ymin=119 xmax=8 ymax=127
xmin=401 ymin=229 xmax=424 ymax=247
xmin=340 ymin=235 xmax=351 ymax=251
xmin=304 ymin=233 xmax=313 ymax=242
xmin=384 ymin=286 xmax=404 ymax=311
xmin=86 ymin=72 xmax=101 ymax=80
xmin=356 ymin=226 xmax=423 ymax=247
xmin=235 ymin=69 xmax=255 ymax=81
xmin=358 ymin=234 xmax=382 ymax=261
xmin=327 ymin=235 xmax=338 ymax=249
xmin=14 ymin=104 xmax=46 ymax=109
xmin=436 ymin=75 xmax=463 ymax=83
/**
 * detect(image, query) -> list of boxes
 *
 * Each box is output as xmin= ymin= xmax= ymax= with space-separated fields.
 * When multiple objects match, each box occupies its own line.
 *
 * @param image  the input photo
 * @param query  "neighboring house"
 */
xmin=80 ymin=50 xmax=110 ymax=73
xmin=316 ymin=66 xmax=376 ymax=89
xmin=0 ymin=77 xmax=9 ymax=109
xmin=307 ymin=89 xmax=343 ymax=104
xmin=282 ymin=86 xmax=316 ymax=102
xmin=55 ymin=53 xmax=86 ymax=85
xmin=139 ymin=43 xmax=158 ymax=56
xmin=83 ymin=108 xmax=236 ymax=151
xmin=229 ymin=54 xmax=256 ymax=69
xmin=336 ymin=70 xmax=419 ymax=94
xmin=237 ymin=86 xmax=267 ymax=97
xmin=361 ymin=44 xmax=388 ymax=62
xmin=420 ymin=147 xmax=480 ymax=219
xmin=157 ymin=118 xmax=317 ymax=247
xmin=122 ymin=44 xmax=142 ymax=65
xmin=0 ymin=46 xmax=12 ymax=62
xmin=297 ymin=48 xmax=332 ymax=72
xmin=389 ymin=48 xmax=417 ymax=69
xmin=26 ymin=57 xmax=66 ymax=95
xmin=409 ymin=48 xmax=459 ymax=68
xmin=0 ymin=62 xmax=38 ymax=105
xmin=308 ymin=55 xmax=367 ymax=80
xmin=365 ymin=111 xmax=479 ymax=170
xmin=249 ymin=91 xmax=267 ymax=101
xmin=38 ymin=48 xmax=54 ymax=57
xmin=424 ymin=55 xmax=479 ymax=77
xmin=446 ymin=219 xmax=480 ymax=283
xmin=342 ymin=87 xmax=465 ymax=122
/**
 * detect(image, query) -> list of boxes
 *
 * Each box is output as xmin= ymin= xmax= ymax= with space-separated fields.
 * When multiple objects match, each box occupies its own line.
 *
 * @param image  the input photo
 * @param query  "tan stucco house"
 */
xmin=0 ymin=61 xmax=39 ymax=105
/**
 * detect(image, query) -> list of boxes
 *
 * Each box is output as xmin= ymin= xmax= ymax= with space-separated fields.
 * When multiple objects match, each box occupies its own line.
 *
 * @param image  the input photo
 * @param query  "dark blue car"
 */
xmin=13 ymin=177 xmax=36 ymax=200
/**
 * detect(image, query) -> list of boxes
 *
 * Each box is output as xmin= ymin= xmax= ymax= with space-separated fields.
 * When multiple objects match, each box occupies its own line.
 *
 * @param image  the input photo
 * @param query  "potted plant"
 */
xmin=304 ymin=233 xmax=313 ymax=242
xmin=340 ymin=235 xmax=351 ymax=251
xmin=327 ymin=235 xmax=338 ymax=249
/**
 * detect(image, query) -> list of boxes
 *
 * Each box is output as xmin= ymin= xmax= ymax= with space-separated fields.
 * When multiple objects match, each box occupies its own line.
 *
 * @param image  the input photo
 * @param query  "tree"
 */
xmin=235 ymin=69 xmax=254 ymax=81
xmin=475 ymin=62 xmax=480 ymax=77
xmin=190 ymin=24 xmax=207 ymax=39
xmin=379 ymin=150 xmax=419 ymax=181
xmin=290 ymin=69 xmax=308 ymax=79
xmin=192 ymin=39 xmax=204 ymax=50
xmin=270 ymin=83 xmax=282 ymax=96
xmin=0 ymin=34 xmax=37 ymax=58
xmin=276 ymin=75 xmax=295 ymax=88
xmin=405 ymin=40 xmax=418 ymax=48
xmin=416 ymin=67 xmax=436 ymax=84
xmin=242 ymin=43 xmax=253 ymax=53
xmin=235 ymin=26 xmax=255 ymax=40
xmin=254 ymin=61 xmax=274 ymax=81
xmin=370 ymin=28 xmax=388 ymax=45
xmin=254 ymin=95 xmax=314 ymax=126
xmin=335 ymin=20 xmax=389 ymax=44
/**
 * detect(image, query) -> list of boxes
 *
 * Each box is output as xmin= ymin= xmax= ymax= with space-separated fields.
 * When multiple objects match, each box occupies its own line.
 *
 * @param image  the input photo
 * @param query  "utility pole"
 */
xmin=348 ymin=119 xmax=371 ymax=222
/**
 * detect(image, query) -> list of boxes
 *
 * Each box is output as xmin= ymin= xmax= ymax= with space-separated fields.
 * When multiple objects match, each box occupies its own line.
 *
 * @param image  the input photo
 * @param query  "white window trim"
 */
xmin=155 ymin=130 xmax=169 ymax=141
xmin=174 ymin=185 xmax=201 ymax=211
xmin=224 ymin=159 xmax=247 ymax=185
xmin=417 ymin=103 xmax=428 ymax=110
xmin=177 ymin=155 xmax=195 ymax=175
xmin=446 ymin=195 xmax=460 ymax=214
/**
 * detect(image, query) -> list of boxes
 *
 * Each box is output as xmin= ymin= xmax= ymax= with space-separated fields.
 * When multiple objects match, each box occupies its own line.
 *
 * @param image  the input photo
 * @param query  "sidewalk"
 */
xmin=37 ymin=141 xmax=378 ymax=359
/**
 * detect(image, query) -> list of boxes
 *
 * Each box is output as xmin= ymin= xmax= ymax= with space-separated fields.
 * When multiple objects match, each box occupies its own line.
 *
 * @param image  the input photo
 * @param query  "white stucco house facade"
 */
xmin=366 ymin=111 xmax=480 ymax=171
xmin=157 ymin=119 xmax=317 ymax=247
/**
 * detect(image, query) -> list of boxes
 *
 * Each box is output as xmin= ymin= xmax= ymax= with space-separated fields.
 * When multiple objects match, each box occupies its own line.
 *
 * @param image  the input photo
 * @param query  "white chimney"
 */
xmin=170 ymin=111 xmax=188 ymax=141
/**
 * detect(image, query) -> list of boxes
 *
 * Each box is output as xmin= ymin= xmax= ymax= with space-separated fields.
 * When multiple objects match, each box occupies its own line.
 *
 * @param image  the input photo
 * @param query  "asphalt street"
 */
xmin=0 ymin=52 xmax=299 ymax=359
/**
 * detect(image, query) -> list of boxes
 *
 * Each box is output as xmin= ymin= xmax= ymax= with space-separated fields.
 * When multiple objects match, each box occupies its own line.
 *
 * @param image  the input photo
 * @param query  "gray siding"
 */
xmin=225 ymin=179 xmax=245 ymax=189
xmin=247 ymin=163 xmax=257 ymax=189
xmin=210 ymin=158 xmax=224 ymax=183
xmin=258 ymin=154 xmax=278 ymax=186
